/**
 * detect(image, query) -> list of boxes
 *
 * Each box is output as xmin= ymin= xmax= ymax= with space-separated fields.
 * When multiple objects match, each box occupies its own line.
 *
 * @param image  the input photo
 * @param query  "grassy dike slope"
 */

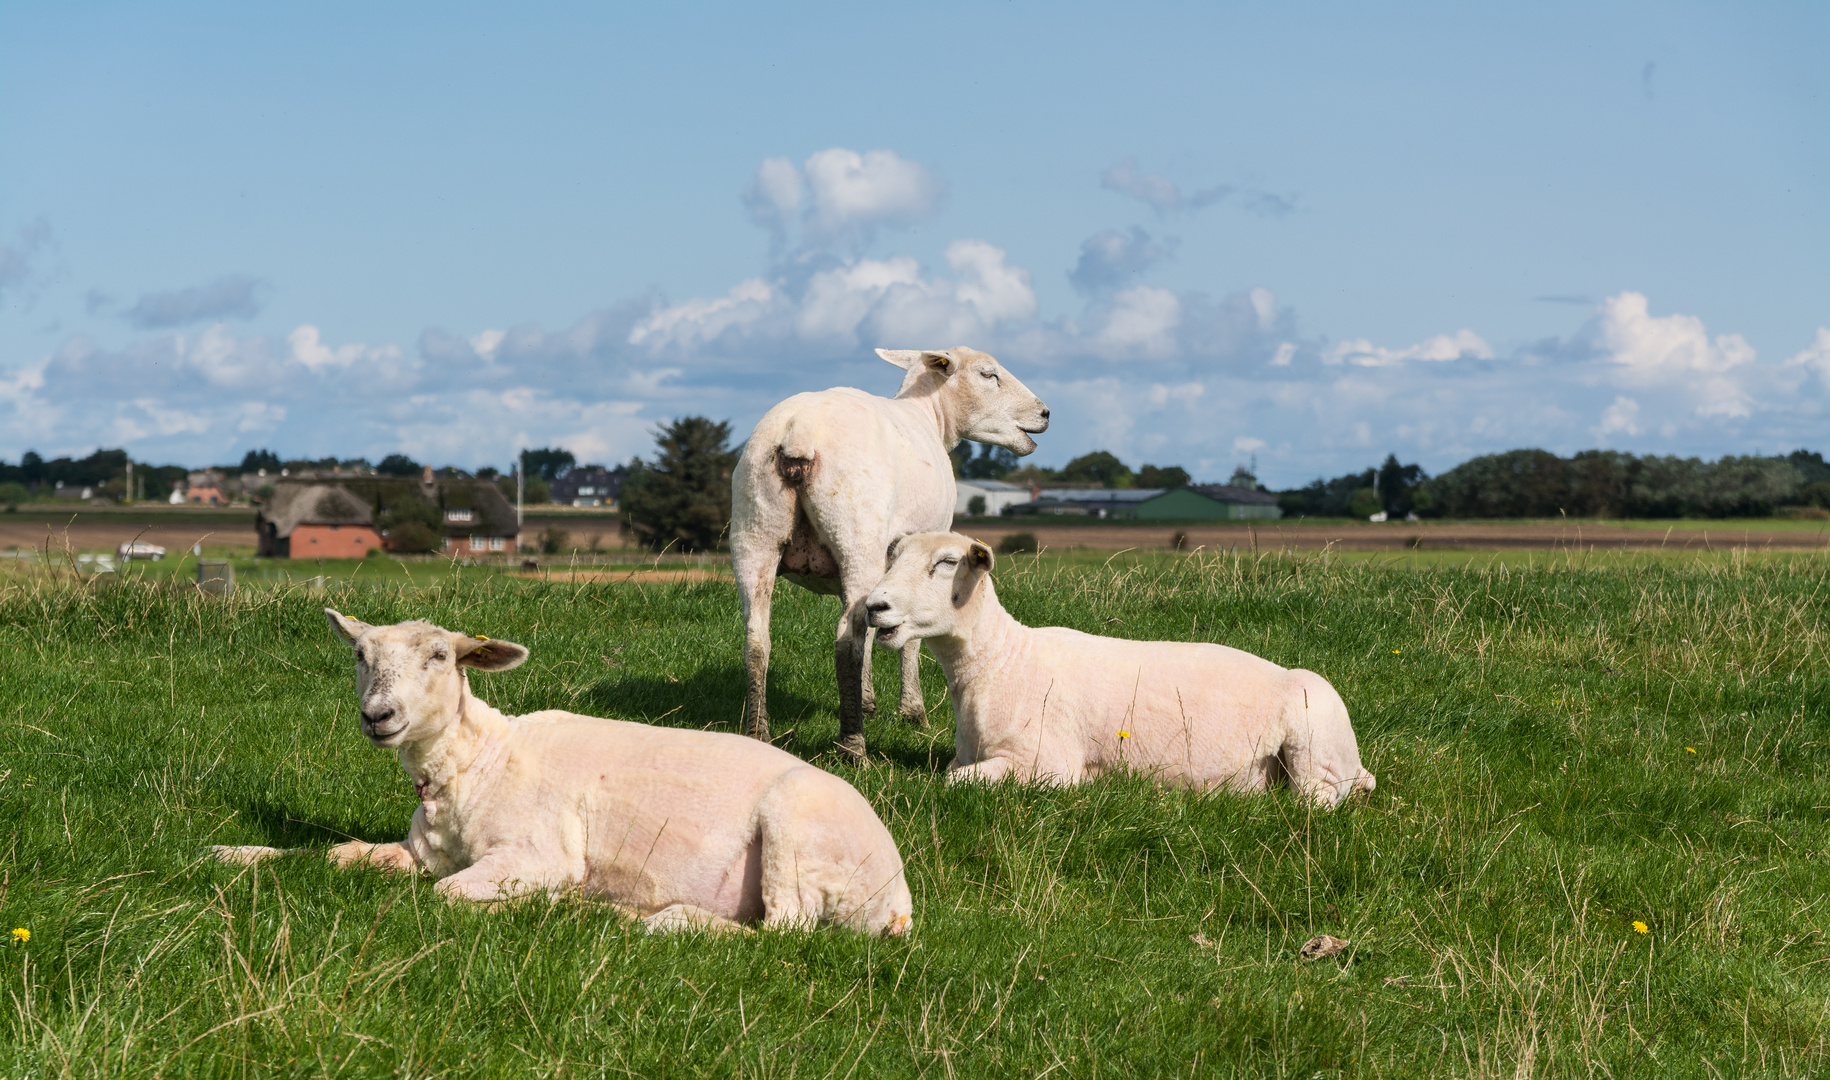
xmin=1 ymin=552 xmax=1827 ymax=1077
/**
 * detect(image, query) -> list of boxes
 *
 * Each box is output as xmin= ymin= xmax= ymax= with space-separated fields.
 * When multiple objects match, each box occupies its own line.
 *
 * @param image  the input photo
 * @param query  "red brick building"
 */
xmin=256 ymin=473 xmax=518 ymax=558
xmin=255 ymin=485 xmax=383 ymax=558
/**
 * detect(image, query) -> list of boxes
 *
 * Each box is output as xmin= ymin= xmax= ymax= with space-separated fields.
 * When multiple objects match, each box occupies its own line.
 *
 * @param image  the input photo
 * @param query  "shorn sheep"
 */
xmin=864 ymin=533 xmax=1376 ymax=806
xmin=212 ymin=610 xmax=913 ymax=935
xmin=729 ymin=347 xmax=1048 ymax=763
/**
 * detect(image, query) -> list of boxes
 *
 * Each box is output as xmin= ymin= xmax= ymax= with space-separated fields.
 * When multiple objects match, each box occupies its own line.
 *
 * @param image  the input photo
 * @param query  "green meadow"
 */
xmin=2 ymin=549 xmax=1828 ymax=1077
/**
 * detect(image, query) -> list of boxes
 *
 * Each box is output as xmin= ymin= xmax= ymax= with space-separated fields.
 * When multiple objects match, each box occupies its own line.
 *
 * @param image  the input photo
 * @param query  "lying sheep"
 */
xmin=211 ymin=610 xmax=913 ymax=936
xmin=863 ymin=534 xmax=1375 ymax=806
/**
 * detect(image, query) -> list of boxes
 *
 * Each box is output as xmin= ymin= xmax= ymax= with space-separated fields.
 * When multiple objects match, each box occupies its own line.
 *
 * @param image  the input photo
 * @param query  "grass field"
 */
xmin=3 ymin=549 xmax=1829 ymax=1077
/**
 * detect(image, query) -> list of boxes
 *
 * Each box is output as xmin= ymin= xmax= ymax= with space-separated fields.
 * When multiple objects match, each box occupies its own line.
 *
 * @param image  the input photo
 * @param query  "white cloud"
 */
xmin=1068 ymin=227 xmax=1174 ymax=295
xmin=747 ymin=148 xmax=944 ymax=246
xmin=1785 ymin=327 xmax=1830 ymax=380
xmin=1098 ymin=286 xmax=1182 ymax=355
xmin=1593 ymin=395 xmax=1642 ymax=439
xmin=1269 ymin=342 xmax=1297 ymax=366
xmin=1324 ymin=329 xmax=1492 ymax=367
xmin=289 ymin=324 xmax=403 ymax=372
xmin=1234 ymin=436 xmax=1266 ymax=453
xmin=1592 ymin=291 xmax=1754 ymax=379
xmin=630 ymin=241 xmax=1033 ymax=353
xmin=627 ymin=278 xmax=777 ymax=350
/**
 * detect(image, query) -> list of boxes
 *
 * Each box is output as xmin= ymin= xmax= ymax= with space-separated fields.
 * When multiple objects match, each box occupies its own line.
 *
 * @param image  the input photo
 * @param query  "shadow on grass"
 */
xmin=228 ymin=790 xmax=407 ymax=847
xmin=581 ymin=662 xmax=824 ymax=738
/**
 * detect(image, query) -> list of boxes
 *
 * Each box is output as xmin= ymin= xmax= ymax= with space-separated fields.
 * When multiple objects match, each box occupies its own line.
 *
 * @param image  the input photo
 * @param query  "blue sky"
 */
xmin=1 ymin=2 xmax=1825 ymax=487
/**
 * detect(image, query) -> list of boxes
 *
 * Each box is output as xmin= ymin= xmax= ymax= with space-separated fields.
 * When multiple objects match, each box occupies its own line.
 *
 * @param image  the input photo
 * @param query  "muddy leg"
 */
xmin=860 ymin=624 xmax=879 ymax=717
xmin=736 ymin=554 xmax=775 ymax=741
xmin=898 ymin=638 xmax=928 ymax=726
xmin=833 ymin=597 xmax=869 ymax=765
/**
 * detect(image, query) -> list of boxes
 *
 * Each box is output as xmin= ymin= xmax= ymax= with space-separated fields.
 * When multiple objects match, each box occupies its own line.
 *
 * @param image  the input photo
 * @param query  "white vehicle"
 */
xmin=117 ymin=541 xmax=167 ymax=561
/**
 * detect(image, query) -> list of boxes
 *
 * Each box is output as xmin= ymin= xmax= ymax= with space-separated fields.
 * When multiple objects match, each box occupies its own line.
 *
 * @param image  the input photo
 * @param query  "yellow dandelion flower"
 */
xmin=10 ymin=928 xmax=27 ymax=944
xmin=1116 ymin=731 xmax=1131 ymax=739
xmin=1631 ymin=920 xmax=1648 ymax=934
xmin=1392 ymin=650 xmax=1401 ymax=655
xmin=1685 ymin=747 xmax=1697 ymax=754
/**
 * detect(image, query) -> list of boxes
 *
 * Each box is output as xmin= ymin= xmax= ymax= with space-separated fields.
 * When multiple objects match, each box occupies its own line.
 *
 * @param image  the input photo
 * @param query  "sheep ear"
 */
xmin=455 ymin=634 xmax=529 ymax=672
xmin=325 ymin=608 xmax=372 ymax=646
xmin=920 ymin=350 xmax=957 ymax=376
xmin=967 ymin=541 xmax=995 ymax=572
xmin=876 ymin=349 xmax=922 ymax=369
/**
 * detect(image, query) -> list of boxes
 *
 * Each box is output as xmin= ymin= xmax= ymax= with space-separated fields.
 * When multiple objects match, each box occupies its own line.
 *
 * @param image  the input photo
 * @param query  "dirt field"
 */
xmin=0 ymin=514 xmax=256 ymax=555
xmin=8 ymin=508 xmax=1827 ymax=559
xmin=510 ymin=568 xmax=728 ymax=584
xmin=958 ymin=518 xmax=1830 ymax=552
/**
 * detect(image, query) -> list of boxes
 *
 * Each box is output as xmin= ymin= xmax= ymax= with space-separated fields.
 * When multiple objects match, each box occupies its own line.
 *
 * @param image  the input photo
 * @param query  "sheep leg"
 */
xmin=328 ymin=840 xmax=420 ymax=872
xmin=733 ymin=549 xmax=777 ymax=741
xmin=859 ymin=624 xmax=879 ymax=717
xmin=945 ymin=756 xmax=1014 ymax=784
xmin=897 ymin=638 xmax=928 ymax=726
xmin=434 ymin=859 xmax=546 ymax=905
xmin=643 ymin=904 xmax=753 ymax=935
xmin=832 ymin=590 xmax=872 ymax=765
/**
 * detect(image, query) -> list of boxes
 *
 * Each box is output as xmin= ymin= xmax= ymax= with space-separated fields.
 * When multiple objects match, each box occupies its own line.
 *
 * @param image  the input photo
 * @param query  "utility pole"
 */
xmin=516 ymin=450 xmax=524 ymax=529
xmin=125 ymin=461 xmax=133 ymax=504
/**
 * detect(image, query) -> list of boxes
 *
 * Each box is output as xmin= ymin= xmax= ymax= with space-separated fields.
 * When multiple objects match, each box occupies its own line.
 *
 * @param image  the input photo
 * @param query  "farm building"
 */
xmin=1135 ymin=484 xmax=1283 ymax=521
xmin=956 ymin=479 xmax=1032 ymax=517
xmin=1021 ymin=488 xmax=1167 ymax=518
xmin=256 ymin=471 xmax=519 ymax=557
xmin=255 ymin=485 xmax=383 ymax=558
xmin=550 ymin=465 xmax=623 ymax=508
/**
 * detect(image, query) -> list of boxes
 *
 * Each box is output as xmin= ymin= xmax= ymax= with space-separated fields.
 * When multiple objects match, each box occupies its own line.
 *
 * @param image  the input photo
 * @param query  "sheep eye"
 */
xmin=980 ymin=370 xmax=999 ymax=382
xmin=933 ymin=557 xmax=959 ymax=574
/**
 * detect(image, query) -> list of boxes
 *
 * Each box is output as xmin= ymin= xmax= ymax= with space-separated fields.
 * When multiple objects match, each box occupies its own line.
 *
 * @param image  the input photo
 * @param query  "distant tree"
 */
xmin=386 ymin=521 xmax=439 ymax=554
xmin=960 ymin=444 xmax=1019 ymax=480
xmin=1003 ymin=464 xmax=1056 ymax=489
xmin=620 ymin=417 xmax=739 ymax=552
xmin=1056 ymin=451 xmax=1135 ymax=488
xmin=476 ymin=465 xmax=499 ymax=480
xmin=1346 ymin=488 xmax=1383 ymax=518
xmin=0 ymin=482 xmax=26 ymax=508
xmin=376 ymin=453 xmax=422 ymax=477
xmin=1787 ymin=450 xmax=1830 ymax=486
xmin=1137 ymin=464 xmax=1191 ymax=489
xmin=1279 ymin=467 xmax=1376 ymax=517
xmin=966 ymin=495 xmax=987 ymax=516
xmin=240 ymin=449 xmax=282 ymax=473
xmin=522 ymin=448 xmax=576 ymax=482
xmin=1376 ymin=454 xmax=1428 ymax=516
xmin=20 ymin=451 xmax=44 ymax=486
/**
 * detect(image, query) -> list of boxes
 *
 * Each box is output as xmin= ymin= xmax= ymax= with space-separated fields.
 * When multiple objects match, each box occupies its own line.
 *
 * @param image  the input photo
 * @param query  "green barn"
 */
xmin=1135 ymin=484 xmax=1283 ymax=521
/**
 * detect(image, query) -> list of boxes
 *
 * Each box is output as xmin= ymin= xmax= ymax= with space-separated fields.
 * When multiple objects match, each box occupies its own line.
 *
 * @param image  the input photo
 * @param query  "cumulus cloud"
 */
xmin=124 ymin=275 xmax=266 ymax=328
xmin=1783 ymin=327 xmax=1830 ymax=380
xmin=288 ymin=324 xmax=404 ymax=372
xmin=629 ymin=240 xmax=1035 ymax=354
xmin=1068 ymin=227 xmax=1175 ymax=295
xmin=745 ymin=148 xmax=945 ymax=247
xmin=1324 ymin=329 xmax=1493 ymax=367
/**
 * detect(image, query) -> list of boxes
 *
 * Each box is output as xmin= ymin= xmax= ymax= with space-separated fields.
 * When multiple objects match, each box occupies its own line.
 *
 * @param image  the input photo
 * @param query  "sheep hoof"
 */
xmin=900 ymin=707 xmax=929 ymax=729
xmin=835 ymin=733 xmax=869 ymax=767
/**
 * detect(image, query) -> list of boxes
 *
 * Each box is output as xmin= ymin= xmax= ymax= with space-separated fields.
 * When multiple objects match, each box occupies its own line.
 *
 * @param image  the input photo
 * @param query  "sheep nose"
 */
xmin=1038 ymin=407 xmax=1050 ymax=421
xmin=361 ymin=706 xmax=395 ymax=726
xmin=866 ymin=599 xmax=891 ymax=617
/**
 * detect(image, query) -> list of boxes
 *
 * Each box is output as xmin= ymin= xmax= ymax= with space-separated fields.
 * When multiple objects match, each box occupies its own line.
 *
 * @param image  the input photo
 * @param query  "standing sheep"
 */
xmin=863 ymin=533 xmax=1376 ymax=806
xmin=212 ymin=610 xmax=913 ymax=935
xmin=729 ymin=347 xmax=1049 ymax=763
